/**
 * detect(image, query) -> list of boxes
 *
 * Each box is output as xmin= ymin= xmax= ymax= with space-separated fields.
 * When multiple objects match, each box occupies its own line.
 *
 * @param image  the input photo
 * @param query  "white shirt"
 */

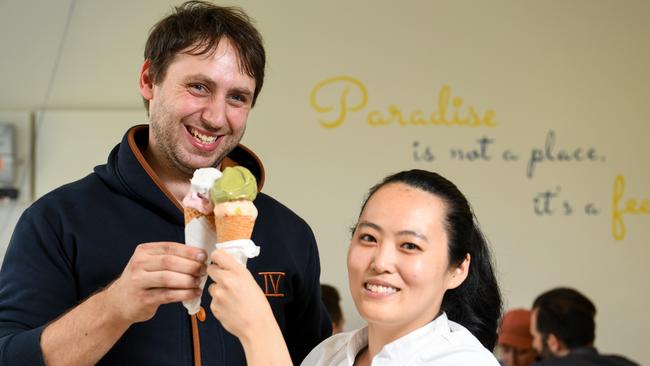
xmin=301 ymin=313 xmax=499 ymax=366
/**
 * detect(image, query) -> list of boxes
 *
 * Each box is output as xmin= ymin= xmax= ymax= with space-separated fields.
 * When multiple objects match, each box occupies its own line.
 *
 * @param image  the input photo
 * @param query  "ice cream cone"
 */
xmin=184 ymin=207 xmax=202 ymax=224
xmin=215 ymin=214 xmax=256 ymax=242
xmin=213 ymin=200 xmax=257 ymax=242
xmin=184 ymin=207 xmax=215 ymax=230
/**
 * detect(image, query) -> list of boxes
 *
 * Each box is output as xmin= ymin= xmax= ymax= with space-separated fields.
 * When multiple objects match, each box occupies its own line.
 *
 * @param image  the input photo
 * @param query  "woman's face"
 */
xmin=347 ymin=183 xmax=468 ymax=335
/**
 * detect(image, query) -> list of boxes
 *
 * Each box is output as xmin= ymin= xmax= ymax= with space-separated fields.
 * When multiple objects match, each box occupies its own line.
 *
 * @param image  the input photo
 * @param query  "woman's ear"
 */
xmin=139 ymin=59 xmax=154 ymax=101
xmin=446 ymin=253 xmax=470 ymax=290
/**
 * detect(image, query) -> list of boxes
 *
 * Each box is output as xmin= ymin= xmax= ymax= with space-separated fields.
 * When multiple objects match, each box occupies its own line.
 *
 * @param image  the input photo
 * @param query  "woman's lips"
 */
xmin=364 ymin=280 xmax=400 ymax=295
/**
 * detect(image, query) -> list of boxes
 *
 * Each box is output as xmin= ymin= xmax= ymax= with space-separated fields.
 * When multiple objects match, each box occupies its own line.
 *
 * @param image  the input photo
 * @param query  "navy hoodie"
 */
xmin=0 ymin=125 xmax=331 ymax=365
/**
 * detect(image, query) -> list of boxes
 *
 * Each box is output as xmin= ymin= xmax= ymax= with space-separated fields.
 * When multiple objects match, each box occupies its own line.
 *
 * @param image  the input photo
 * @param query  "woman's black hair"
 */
xmin=357 ymin=169 xmax=502 ymax=350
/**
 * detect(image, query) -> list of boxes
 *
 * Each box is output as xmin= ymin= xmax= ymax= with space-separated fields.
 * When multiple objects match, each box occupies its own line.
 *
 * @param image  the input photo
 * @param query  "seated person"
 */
xmin=207 ymin=169 xmax=503 ymax=365
xmin=321 ymin=283 xmax=345 ymax=334
xmin=498 ymin=308 xmax=539 ymax=366
xmin=530 ymin=287 xmax=639 ymax=366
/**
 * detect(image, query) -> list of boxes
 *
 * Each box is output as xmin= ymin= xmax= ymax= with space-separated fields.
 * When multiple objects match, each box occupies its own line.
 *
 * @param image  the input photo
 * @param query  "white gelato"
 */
xmin=190 ymin=167 xmax=222 ymax=196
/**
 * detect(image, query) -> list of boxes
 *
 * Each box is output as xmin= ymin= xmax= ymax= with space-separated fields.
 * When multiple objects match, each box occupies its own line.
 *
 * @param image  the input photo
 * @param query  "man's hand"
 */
xmin=106 ymin=242 xmax=207 ymax=323
xmin=41 ymin=242 xmax=207 ymax=366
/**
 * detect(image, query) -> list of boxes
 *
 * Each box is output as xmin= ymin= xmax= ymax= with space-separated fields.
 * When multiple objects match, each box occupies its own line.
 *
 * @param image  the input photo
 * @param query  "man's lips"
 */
xmin=186 ymin=125 xmax=221 ymax=151
xmin=187 ymin=126 xmax=218 ymax=144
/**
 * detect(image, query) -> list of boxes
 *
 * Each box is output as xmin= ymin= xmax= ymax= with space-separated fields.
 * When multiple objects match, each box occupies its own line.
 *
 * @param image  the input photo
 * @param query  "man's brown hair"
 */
xmin=143 ymin=1 xmax=265 ymax=109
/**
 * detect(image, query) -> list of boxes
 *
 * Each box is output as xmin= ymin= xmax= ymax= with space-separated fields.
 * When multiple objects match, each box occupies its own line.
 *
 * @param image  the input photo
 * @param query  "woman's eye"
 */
xmin=359 ymin=234 xmax=376 ymax=243
xmin=401 ymin=242 xmax=420 ymax=251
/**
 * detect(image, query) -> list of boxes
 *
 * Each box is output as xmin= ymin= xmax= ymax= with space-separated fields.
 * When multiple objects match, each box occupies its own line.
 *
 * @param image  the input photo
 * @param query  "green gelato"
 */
xmin=210 ymin=166 xmax=258 ymax=204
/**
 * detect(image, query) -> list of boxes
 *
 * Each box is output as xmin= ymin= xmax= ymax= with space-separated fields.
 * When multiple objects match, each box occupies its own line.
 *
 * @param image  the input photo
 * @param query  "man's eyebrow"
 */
xmin=185 ymin=74 xmax=253 ymax=96
xmin=185 ymin=74 xmax=216 ymax=87
xmin=230 ymin=87 xmax=253 ymax=98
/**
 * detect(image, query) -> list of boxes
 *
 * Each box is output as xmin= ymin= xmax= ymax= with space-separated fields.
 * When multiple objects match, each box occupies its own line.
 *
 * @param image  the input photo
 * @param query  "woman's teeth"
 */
xmin=365 ymin=283 xmax=398 ymax=294
xmin=190 ymin=128 xmax=217 ymax=144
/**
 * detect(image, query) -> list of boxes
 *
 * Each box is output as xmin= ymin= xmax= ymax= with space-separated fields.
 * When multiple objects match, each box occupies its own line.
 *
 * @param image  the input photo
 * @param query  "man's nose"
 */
xmin=201 ymin=99 xmax=227 ymax=128
xmin=502 ymin=350 xmax=515 ymax=366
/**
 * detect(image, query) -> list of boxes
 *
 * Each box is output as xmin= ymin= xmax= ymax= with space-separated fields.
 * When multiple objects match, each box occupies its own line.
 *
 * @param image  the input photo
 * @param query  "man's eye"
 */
xmin=189 ymin=84 xmax=207 ymax=93
xmin=230 ymin=94 xmax=247 ymax=103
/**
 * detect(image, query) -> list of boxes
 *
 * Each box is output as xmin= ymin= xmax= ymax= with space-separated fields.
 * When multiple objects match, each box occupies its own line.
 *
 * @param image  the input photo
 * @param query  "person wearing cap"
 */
xmin=498 ymin=308 xmax=539 ymax=366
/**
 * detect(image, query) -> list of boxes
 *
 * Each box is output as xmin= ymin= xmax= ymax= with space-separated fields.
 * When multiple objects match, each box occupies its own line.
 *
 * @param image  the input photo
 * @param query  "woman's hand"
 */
xmin=207 ymin=248 xmax=275 ymax=340
xmin=207 ymin=249 xmax=292 ymax=365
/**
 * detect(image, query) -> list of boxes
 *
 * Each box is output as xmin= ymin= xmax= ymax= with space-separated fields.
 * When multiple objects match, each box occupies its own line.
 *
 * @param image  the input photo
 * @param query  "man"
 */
xmin=320 ymin=283 xmax=344 ymax=334
xmin=497 ymin=308 xmax=539 ymax=366
xmin=0 ymin=2 xmax=331 ymax=365
xmin=530 ymin=288 xmax=638 ymax=366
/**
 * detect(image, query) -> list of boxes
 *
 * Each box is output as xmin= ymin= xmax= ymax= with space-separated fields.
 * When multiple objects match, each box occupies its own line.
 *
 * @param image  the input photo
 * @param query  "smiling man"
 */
xmin=0 ymin=2 xmax=331 ymax=365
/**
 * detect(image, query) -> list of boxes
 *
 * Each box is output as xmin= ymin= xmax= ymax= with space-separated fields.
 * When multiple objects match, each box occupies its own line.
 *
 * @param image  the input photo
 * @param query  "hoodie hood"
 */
xmin=94 ymin=124 xmax=266 ymax=224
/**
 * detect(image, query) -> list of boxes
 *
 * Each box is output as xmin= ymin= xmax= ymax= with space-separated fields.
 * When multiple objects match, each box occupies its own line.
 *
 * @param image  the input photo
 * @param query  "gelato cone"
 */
xmin=214 ymin=201 xmax=257 ymax=242
xmin=181 ymin=167 xmax=222 ymax=315
xmin=182 ymin=166 xmax=261 ymax=315
xmin=216 ymin=215 xmax=255 ymax=242
xmin=184 ymin=207 xmax=215 ymax=228
xmin=210 ymin=166 xmax=259 ymax=243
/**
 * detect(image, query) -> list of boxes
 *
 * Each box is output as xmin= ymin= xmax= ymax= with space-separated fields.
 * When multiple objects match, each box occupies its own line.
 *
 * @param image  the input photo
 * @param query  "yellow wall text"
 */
xmin=310 ymin=76 xmax=497 ymax=129
xmin=612 ymin=174 xmax=649 ymax=241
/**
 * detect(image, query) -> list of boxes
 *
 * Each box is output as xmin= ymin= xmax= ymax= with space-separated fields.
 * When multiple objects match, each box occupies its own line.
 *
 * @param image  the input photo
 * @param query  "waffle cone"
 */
xmin=184 ymin=208 xmax=215 ymax=231
xmin=215 ymin=215 xmax=256 ymax=242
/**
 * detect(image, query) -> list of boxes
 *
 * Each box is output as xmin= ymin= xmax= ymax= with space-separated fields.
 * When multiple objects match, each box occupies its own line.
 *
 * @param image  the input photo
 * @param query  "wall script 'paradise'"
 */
xmin=309 ymin=76 xmax=497 ymax=129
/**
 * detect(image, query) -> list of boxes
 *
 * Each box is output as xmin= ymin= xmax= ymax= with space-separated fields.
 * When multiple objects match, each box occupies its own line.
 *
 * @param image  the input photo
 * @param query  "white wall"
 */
xmin=1 ymin=1 xmax=649 ymax=363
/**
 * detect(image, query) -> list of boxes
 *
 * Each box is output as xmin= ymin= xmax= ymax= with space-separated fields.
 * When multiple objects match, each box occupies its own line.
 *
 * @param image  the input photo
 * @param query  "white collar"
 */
xmin=343 ymin=313 xmax=453 ymax=365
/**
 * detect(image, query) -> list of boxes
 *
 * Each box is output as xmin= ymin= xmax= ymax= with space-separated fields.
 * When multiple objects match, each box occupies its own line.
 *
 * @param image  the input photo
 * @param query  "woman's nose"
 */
xmin=370 ymin=243 xmax=394 ymax=274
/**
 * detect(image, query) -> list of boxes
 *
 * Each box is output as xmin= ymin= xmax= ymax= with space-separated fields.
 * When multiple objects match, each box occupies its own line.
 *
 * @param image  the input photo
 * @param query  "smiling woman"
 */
xmin=206 ymin=169 xmax=502 ymax=366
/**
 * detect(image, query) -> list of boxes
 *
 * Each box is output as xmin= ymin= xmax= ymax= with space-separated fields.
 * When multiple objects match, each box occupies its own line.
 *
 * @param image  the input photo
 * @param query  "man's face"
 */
xmin=498 ymin=344 xmax=538 ymax=366
xmin=144 ymin=38 xmax=255 ymax=176
xmin=530 ymin=309 xmax=543 ymax=353
xmin=530 ymin=308 xmax=555 ymax=359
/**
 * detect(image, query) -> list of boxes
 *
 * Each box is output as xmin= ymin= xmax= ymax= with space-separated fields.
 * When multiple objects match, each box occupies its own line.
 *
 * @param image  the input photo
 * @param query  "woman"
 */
xmin=208 ymin=169 xmax=502 ymax=365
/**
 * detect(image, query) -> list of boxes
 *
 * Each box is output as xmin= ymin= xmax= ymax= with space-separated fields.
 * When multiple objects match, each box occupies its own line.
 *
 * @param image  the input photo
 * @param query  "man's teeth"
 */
xmin=190 ymin=128 xmax=217 ymax=144
xmin=365 ymin=283 xmax=398 ymax=294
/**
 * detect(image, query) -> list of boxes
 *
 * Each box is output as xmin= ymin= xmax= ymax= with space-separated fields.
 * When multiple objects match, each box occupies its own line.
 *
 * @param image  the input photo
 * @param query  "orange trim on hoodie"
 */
xmin=126 ymin=124 xmax=266 ymax=366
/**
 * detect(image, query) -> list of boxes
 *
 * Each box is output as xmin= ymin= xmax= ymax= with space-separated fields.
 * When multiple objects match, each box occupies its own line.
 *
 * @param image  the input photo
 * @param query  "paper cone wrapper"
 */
xmin=216 ymin=239 xmax=260 ymax=267
xmin=182 ymin=208 xmax=216 ymax=315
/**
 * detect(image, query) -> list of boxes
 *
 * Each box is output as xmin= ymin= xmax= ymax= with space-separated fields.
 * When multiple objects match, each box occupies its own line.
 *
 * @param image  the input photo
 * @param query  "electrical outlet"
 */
xmin=0 ymin=123 xmax=16 ymax=186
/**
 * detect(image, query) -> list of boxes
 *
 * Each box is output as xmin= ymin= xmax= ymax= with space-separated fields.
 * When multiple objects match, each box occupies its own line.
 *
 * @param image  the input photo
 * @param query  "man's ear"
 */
xmin=547 ymin=333 xmax=567 ymax=356
xmin=139 ymin=59 xmax=154 ymax=101
xmin=447 ymin=253 xmax=470 ymax=290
